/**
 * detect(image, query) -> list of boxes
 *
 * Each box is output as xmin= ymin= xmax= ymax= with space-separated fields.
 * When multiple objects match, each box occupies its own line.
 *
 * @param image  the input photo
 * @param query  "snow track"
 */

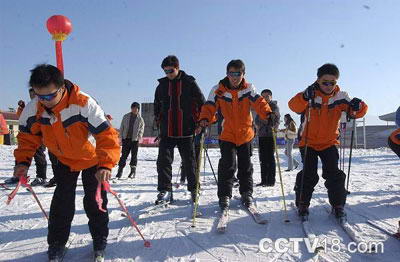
xmin=0 ymin=146 xmax=399 ymax=261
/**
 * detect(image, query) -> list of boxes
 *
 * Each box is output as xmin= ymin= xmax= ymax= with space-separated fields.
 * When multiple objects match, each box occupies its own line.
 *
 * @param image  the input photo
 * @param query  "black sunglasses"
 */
xmin=227 ymin=71 xmax=242 ymax=77
xmin=34 ymin=89 xmax=60 ymax=101
xmin=321 ymin=81 xmax=336 ymax=87
xmin=164 ymin=69 xmax=175 ymax=74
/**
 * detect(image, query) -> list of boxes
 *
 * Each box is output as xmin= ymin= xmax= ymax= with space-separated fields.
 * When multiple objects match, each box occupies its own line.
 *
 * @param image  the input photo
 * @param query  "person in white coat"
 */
xmin=116 ymin=102 xmax=145 ymax=179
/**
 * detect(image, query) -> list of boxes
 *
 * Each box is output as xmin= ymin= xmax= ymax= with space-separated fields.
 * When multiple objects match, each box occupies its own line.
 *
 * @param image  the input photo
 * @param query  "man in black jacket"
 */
xmin=154 ymin=55 xmax=205 ymax=204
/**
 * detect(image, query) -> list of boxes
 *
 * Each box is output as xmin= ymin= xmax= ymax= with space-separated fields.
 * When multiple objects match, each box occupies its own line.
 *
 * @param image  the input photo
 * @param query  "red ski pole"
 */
xmin=96 ymin=181 xmax=151 ymax=247
xmin=6 ymin=176 xmax=48 ymax=220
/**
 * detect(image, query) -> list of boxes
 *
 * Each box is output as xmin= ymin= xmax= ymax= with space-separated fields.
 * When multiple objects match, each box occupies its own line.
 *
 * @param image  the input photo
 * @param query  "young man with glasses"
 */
xmin=12 ymin=64 xmax=120 ymax=260
xmin=254 ymin=89 xmax=280 ymax=187
xmin=199 ymin=59 xmax=272 ymax=210
xmin=154 ymin=55 xmax=205 ymax=204
xmin=289 ymin=63 xmax=368 ymax=220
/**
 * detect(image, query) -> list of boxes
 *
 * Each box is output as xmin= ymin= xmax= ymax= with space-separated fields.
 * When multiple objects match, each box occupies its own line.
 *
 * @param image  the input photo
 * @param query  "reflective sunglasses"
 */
xmin=35 ymin=89 xmax=60 ymax=101
xmin=227 ymin=71 xmax=242 ymax=77
xmin=164 ymin=68 xmax=175 ymax=74
xmin=321 ymin=81 xmax=336 ymax=87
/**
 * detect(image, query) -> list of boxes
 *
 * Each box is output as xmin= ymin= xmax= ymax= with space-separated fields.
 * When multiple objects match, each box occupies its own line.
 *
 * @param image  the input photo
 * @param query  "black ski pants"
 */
xmin=218 ymin=140 xmax=253 ymax=199
xmin=118 ymin=139 xmax=139 ymax=167
xmin=294 ymin=145 xmax=346 ymax=207
xmin=157 ymin=137 xmax=197 ymax=192
xmin=34 ymin=145 xmax=47 ymax=179
xmin=180 ymin=142 xmax=201 ymax=181
xmin=388 ymin=137 xmax=400 ymax=158
xmin=47 ymin=162 xmax=108 ymax=248
xmin=258 ymin=136 xmax=276 ymax=185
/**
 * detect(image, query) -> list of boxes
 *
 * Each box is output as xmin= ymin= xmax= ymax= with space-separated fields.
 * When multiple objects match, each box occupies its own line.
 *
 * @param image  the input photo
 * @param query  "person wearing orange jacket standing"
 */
xmin=13 ymin=64 xmax=120 ymax=261
xmin=199 ymin=59 xmax=273 ymax=210
xmin=388 ymin=106 xmax=400 ymax=158
xmin=288 ymin=63 xmax=368 ymax=220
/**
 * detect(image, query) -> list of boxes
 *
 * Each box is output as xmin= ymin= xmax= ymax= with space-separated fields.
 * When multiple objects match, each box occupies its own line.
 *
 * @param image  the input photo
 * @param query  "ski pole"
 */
xmin=7 ymin=176 xmax=48 ymax=220
xmin=96 ymin=181 xmax=151 ymax=247
xmin=204 ymin=147 xmax=218 ymax=184
xmin=192 ymin=130 xmax=205 ymax=228
xmin=346 ymin=118 xmax=356 ymax=195
xmin=272 ymin=130 xmax=290 ymax=223
xmin=203 ymin=142 xmax=206 ymax=183
xmin=299 ymin=100 xmax=312 ymax=207
xmin=342 ymin=122 xmax=347 ymax=171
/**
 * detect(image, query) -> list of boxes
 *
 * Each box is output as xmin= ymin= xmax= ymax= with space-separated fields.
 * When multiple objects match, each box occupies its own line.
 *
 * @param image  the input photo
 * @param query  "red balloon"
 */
xmin=46 ymin=15 xmax=72 ymax=40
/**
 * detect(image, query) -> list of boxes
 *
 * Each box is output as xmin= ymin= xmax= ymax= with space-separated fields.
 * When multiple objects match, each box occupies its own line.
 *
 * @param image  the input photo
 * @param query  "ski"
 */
xmin=366 ymin=220 xmax=400 ymax=241
xmin=289 ymin=203 xmax=324 ymax=253
xmin=216 ymin=209 xmax=229 ymax=233
xmin=48 ymin=233 xmax=76 ymax=262
xmin=245 ymin=204 xmax=268 ymax=224
xmin=346 ymin=206 xmax=400 ymax=241
xmin=137 ymin=201 xmax=170 ymax=219
xmin=324 ymin=205 xmax=375 ymax=252
xmin=0 ymin=183 xmax=11 ymax=190
xmin=233 ymin=196 xmax=267 ymax=224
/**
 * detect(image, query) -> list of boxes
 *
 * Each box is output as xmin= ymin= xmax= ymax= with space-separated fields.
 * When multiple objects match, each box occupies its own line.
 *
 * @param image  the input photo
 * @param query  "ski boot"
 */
xmin=48 ymin=244 xmax=66 ymax=261
xmin=298 ymin=204 xmax=309 ymax=221
xmin=155 ymin=190 xmax=173 ymax=205
xmin=4 ymin=177 xmax=19 ymax=185
xmin=115 ymin=166 xmax=124 ymax=179
xmin=128 ymin=165 xmax=136 ymax=179
xmin=394 ymin=221 xmax=400 ymax=239
xmin=219 ymin=196 xmax=230 ymax=211
xmin=31 ymin=177 xmax=46 ymax=186
xmin=240 ymin=192 xmax=253 ymax=208
xmin=44 ymin=177 xmax=57 ymax=188
xmin=333 ymin=206 xmax=347 ymax=223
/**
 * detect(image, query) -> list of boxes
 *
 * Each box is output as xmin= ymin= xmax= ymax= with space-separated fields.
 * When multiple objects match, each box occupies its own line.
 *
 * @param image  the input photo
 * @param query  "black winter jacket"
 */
xmin=154 ymin=71 xmax=205 ymax=138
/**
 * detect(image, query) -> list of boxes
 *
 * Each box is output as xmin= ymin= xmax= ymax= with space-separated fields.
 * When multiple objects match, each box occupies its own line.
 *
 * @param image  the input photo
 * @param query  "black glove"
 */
xmin=269 ymin=112 xmax=278 ymax=124
xmin=349 ymin=98 xmax=362 ymax=111
xmin=303 ymin=83 xmax=318 ymax=101
xmin=18 ymin=100 xmax=25 ymax=108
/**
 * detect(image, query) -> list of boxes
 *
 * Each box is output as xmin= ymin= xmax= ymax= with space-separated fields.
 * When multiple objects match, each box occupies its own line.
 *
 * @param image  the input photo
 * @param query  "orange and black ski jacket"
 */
xmin=390 ymin=129 xmax=400 ymax=145
xmin=200 ymin=78 xmax=272 ymax=146
xmin=288 ymin=85 xmax=368 ymax=151
xmin=14 ymin=80 xmax=120 ymax=171
xmin=389 ymin=106 xmax=400 ymax=145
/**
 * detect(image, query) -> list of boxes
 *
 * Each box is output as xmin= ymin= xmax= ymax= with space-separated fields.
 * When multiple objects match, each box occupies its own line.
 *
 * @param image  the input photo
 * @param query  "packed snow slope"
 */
xmin=0 ymin=145 xmax=399 ymax=261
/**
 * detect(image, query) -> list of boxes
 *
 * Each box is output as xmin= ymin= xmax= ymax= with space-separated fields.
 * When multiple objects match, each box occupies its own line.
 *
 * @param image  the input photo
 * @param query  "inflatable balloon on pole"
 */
xmin=46 ymin=15 xmax=72 ymax=74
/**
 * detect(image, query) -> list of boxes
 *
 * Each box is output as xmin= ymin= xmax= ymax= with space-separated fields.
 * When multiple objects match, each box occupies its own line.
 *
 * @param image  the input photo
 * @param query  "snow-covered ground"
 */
xmin=0 ymin=144 xmax=399 ymax=262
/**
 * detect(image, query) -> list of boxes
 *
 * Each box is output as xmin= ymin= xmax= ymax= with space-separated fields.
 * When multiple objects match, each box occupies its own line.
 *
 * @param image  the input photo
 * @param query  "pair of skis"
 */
xmin=216 ymin=201 xmax=267 ymax=233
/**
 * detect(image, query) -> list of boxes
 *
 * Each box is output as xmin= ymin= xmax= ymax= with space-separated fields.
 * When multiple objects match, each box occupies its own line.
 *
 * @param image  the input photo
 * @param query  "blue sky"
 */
xmin=1 ymin=0 xmax=399 ymax=127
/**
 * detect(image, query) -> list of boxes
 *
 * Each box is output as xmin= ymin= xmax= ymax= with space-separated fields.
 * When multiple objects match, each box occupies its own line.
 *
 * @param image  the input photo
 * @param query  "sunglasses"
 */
xmin=35 ymin=89 xmax=60 ymax=101
xmin=321 ymin=81 xmax=336 ymax=87
xmin=227 ymin=71 xmax=242 ymax=77
xmin=164 ymin=68 xmax=175 ymax=74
